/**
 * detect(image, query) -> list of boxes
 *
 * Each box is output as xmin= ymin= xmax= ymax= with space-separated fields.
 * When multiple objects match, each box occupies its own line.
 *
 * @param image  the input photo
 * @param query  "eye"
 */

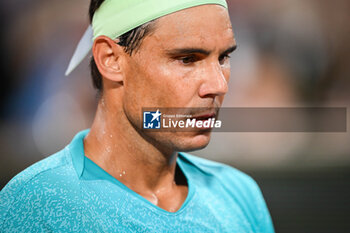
xmin=219 ymin=54 xmax=231 ymax=65
xmin=178 ymin=55 xmax=199 ymax=65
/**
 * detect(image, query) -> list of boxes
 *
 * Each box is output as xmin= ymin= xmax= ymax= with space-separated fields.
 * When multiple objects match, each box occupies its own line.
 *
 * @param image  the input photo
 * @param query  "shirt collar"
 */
xmin=67 ymin=129 xmax=191 ymax=181
xmin=68 ymin=129 xmax=90 ymax=178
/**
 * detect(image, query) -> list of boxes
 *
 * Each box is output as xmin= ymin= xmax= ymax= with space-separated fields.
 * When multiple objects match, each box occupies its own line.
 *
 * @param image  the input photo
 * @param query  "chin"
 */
xmin=174 ymin=131 xmax=212 ymax=152
xmin=144 ymin=130 xmax=212 ymax=153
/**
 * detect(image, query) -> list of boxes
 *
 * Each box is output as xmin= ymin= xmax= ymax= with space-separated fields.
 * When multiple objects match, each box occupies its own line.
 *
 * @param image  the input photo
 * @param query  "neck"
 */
xmin=84 ymin=95 xmax=179 ymax=193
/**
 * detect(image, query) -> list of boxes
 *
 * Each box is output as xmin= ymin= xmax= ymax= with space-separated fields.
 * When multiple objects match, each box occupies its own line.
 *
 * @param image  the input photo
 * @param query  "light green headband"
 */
xmin=66 ymin=0 xmax=228 ymax=76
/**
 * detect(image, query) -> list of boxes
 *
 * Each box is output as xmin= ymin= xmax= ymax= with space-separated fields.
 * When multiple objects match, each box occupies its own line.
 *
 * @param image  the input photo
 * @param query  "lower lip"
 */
xmin=194 ymin=114 xmax=216 ymax=121
xmin=194 ymin=116 xmax=217 ymax=129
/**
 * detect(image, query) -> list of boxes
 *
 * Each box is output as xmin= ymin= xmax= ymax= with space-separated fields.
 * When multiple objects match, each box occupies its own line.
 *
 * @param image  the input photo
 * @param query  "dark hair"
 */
xmin=89 ymin=0 xmax=156 ymax=94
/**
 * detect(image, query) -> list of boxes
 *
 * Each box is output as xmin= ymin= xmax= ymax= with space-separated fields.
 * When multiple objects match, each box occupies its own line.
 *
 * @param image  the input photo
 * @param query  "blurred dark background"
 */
xmin=0 ymin=0 xmax=349 ymax=232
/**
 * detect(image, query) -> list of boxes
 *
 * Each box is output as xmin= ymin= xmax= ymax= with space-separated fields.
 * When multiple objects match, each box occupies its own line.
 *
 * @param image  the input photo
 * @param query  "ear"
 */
xmin=92 ymin=35 xmax=125 ymax=82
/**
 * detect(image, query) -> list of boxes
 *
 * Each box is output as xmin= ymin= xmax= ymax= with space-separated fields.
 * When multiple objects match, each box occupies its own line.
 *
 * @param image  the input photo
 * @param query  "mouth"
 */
xmin=191 ymin=112 xmax=217 ymax=121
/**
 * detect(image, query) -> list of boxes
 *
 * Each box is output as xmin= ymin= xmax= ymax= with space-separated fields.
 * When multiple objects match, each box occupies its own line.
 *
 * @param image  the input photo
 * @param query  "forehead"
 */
xmin=147 ymin=5 xmax=235 ymax=49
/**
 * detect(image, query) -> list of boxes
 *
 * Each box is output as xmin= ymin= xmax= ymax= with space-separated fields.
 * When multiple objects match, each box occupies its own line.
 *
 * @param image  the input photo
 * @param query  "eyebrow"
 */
xmin=166 ymin=45 xmax=237 ymax=56
xmin=222 ymin=45 xmax=237 ymax=55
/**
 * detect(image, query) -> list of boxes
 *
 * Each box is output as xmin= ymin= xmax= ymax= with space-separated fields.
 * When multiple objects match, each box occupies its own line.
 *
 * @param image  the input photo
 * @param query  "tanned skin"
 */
xmin=84 ymin=5 xmax=236 ymax=212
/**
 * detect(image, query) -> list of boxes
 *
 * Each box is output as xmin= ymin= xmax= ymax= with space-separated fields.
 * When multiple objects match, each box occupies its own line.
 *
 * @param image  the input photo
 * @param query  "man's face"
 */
xmin=122 ymin=5 xmax=236 ymax=151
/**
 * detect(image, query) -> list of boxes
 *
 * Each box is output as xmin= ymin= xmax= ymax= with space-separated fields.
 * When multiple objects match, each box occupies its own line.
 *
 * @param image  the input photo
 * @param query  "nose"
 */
xmin=198 ymin=62 xmax=228 ymax=98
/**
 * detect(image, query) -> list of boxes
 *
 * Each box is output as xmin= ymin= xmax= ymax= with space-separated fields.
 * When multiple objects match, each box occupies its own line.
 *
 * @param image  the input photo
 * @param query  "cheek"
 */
xmin=224 ymin=69 xmax=231 ymax=84
xmin=152 ymin=64 xmax=201 ymax=107
xmin=126 ymin=57 xmax=197 ymax=108
xmin=222 ymin=62 xmax=231 ymax=82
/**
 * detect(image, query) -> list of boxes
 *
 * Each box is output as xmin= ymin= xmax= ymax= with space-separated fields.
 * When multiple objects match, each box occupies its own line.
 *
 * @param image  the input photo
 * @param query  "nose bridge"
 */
xmin=199 ymin=60 xmax=228 ymax=97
